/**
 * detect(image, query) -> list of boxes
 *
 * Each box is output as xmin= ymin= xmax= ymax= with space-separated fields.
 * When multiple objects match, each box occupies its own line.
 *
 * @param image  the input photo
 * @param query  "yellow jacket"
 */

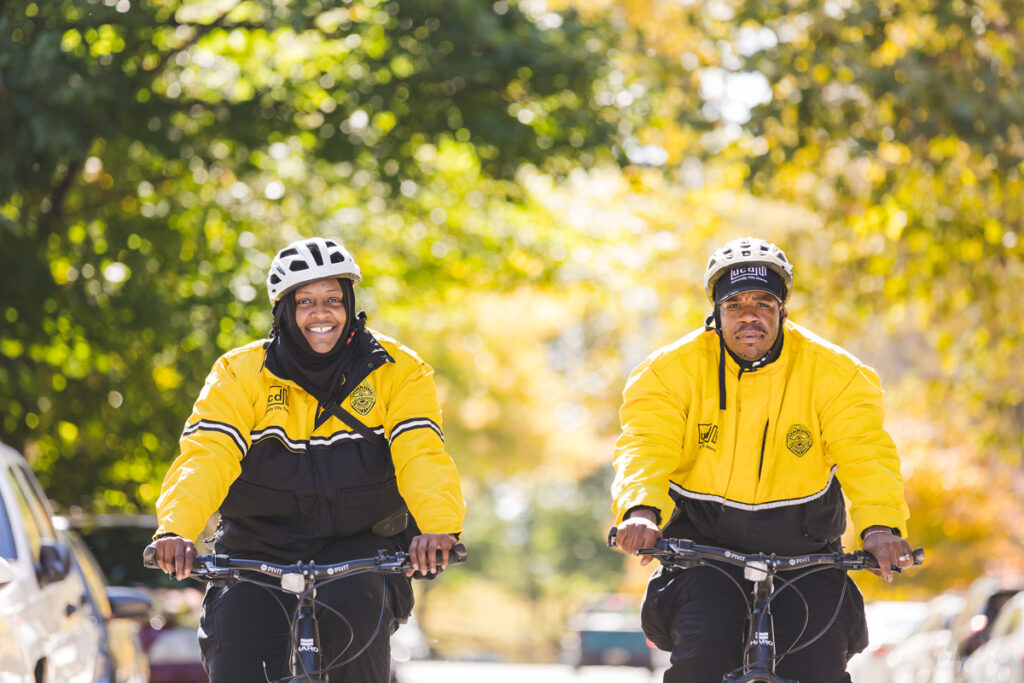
xmin=156 ymin=328 xmax=465 ymax=551
xmin=612 ymin=321 xmax=908 ymax=554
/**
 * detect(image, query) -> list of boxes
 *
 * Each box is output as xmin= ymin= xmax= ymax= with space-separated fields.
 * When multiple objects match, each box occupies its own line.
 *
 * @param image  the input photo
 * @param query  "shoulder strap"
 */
xmin=321 ymin=400 xmax=389 ymax=453
xmin=321 ymin=399 xmax=412 ymax=538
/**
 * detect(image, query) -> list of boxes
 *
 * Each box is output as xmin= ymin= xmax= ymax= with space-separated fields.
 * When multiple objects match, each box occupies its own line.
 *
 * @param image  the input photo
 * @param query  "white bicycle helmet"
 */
xmin=703 ymin=237 xmax=793 ymax=304
xmin=266 ymin=237 xmax=361 ymax=306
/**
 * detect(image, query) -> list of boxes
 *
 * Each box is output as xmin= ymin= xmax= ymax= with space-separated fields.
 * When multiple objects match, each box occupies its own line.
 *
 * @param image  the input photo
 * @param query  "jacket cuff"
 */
xmin=859 ymin=526 xmax=900 ymax=540
xmin=624 ymin=505 xmax=662 ymax=526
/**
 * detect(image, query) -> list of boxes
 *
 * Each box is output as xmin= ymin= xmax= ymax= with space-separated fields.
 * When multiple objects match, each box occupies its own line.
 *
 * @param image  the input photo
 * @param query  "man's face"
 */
xmin=719 ymin=290 xmax=787 ymax=361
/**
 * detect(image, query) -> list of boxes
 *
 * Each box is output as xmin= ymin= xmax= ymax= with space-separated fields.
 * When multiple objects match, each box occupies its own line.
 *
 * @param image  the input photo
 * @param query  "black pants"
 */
xmin=641 ymin=562 xmax=868 ymax=683
xmin=198 ymin=538 xmax=413 ymax=683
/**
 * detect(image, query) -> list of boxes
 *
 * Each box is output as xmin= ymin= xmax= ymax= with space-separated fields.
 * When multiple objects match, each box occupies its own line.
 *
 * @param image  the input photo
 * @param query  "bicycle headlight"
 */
xmin=281 ymin=572 xmax=305 ymax=594
xmin=744 ymin=561 xmax=769 ymax=582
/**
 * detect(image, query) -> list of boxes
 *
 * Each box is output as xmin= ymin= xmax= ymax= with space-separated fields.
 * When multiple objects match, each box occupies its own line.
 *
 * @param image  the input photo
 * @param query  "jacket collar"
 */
xmin=721 ymin=323 xmax=789 ymax=376
xmin=262 ymin=326 xmax=394 ymax=402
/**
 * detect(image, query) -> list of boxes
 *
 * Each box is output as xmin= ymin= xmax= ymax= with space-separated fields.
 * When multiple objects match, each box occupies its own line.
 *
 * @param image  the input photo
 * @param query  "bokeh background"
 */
xmin=3 ymin=0 xmax=1023 ymax=663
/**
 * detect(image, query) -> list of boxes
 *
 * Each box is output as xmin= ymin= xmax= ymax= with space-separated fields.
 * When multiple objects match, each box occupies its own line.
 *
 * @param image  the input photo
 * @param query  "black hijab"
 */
xmin=265 ymin=278 xmax=362 ymax=404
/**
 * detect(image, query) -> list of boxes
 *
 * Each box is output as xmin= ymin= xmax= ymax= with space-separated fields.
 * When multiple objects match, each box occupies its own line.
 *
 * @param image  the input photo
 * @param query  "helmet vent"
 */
xmin=329 ymin=252 xmax=345 ymax=264
xmin=289 ymin=261 xmax=309 ymax=272
xmin=269 ymin=274 xmax=281 ymax=285
xmin=307 ymin=243 xmax=324 ymax=266
xmin=279 ymin=248 xmax=298 ymax=258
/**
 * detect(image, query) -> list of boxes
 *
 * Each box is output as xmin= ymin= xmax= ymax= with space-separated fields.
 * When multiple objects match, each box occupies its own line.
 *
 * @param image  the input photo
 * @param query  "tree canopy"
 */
xmin=3 ymin=0 xmax=1024 ymax=656
xmin=1 ymin=0 xmax=642 ymax=508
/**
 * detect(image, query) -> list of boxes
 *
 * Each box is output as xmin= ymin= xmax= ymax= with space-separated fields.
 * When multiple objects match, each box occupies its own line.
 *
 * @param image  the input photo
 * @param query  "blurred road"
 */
xmin=395 ymin=661 xmax=666 ymax=682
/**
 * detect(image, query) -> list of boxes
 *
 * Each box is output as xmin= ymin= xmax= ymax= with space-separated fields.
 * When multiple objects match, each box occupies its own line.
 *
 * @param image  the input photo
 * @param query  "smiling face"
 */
xmin=293 ymin=278 xmax=348 ymax=354
xmin=719 ymin=290 xmax=787 ymax=361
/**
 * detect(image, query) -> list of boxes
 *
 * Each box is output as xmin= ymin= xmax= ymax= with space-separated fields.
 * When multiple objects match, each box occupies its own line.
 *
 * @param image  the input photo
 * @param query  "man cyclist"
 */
xmin=151 ymin=237 xmax=466 ymax=682
xmin=611 ymin=236 xmax=913 ymax=683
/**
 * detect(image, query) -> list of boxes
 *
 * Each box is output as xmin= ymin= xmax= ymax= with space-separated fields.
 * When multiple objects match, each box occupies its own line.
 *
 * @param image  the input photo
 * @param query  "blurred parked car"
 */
xmin=390 ymin=614 xmax=432 ymax=683
xmin=938 ymin=574 xmax=1024 ymax=680
xmin=962 ymin=590 xmax=1024 ymax=683
xmin=0 ymin=440 xmax=103 ymax=682
xmin=64 ymin=512 xmax=209 ymax=683
xmin=58 ymin=523 xmax=152 ymax=683
xmin=848 ymin=599 xmax=928 ymax=683
xmin=392 ymin=614 xmax=432 ymax=665
xmin=885 ymin=591 xmax=965 ymax=683
xmin=561 ymin=593 xmax=657 ymax=670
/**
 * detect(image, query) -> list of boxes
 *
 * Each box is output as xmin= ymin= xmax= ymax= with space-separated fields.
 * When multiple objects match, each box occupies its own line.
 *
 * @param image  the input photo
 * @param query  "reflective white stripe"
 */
xmin=250 ymin=425 xmax=387 ymax=452
xmin=183 ymin=420 xmax=247 ymax=456
xmin=668 ymin=466 xmax=837 ymax=512
xmin=389 ymin=418 xmax=444 ymax=446
xmin=250 ymin=426 xmax=308 ymax=452
xmin=312 ymin=428 xmax=386 ymax=446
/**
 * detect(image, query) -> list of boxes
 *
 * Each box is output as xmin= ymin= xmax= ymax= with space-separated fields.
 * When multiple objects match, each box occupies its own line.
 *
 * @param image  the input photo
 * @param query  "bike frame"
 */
xmin=283 ymin=564 xmax=336 ymax=683
xmin=724 ymin=560 xmax=794 ymax=683
xmin=144 ymin=545 xmax=466 ymax=683
xmin=610 ymin=531 xmax=923 ymax=683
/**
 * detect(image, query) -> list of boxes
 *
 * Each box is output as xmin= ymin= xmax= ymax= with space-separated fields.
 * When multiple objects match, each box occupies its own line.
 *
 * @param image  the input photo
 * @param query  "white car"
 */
xmin=848 ymin=599 xmax=929 ymax=683
xmin=0 ymin=440 xmax=103 ymax=681
xmin=962 ymin=590 xmax=1024 ymax=683
xmin=58 ymin=524 xmax=152 ymax=683
xmin=885 ymin=591 xmax=965 ymax=683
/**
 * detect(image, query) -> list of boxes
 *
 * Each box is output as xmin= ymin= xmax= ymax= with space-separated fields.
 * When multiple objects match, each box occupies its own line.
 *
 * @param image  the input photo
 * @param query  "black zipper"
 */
xmin=309 ymin=404 xmax=334 ymax=531
xmin=757 ymin=419 xmax=769 ymax=479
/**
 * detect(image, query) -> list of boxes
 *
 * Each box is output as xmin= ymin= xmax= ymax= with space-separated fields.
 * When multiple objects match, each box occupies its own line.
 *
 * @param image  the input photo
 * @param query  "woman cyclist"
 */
xmin=152 ymin=237 xmax=466 ymax=682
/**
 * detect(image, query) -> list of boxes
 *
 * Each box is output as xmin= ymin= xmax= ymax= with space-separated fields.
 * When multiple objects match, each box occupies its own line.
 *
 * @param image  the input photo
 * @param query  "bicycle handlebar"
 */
xmin=142 ymin=543 xmax=468 ymax=584
xmin=607 ymin=527 xmax=924 ymax=573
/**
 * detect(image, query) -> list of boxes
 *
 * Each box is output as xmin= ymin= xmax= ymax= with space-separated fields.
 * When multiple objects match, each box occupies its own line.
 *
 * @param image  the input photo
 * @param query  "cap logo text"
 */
xmin=730 ymin=265 xmax=769 ymax=283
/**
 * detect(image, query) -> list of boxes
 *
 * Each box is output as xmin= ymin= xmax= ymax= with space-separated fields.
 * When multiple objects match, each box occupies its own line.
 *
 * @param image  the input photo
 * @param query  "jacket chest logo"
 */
xmin=698 ymin=423 xmax=719 ymax=451
xmin=349 ymin=383 xmax=376 ymax=416
xmin=786 ymin=424 xmax=813 ymax=456
xmin=267 ymin=385 xmax=289 ymax=414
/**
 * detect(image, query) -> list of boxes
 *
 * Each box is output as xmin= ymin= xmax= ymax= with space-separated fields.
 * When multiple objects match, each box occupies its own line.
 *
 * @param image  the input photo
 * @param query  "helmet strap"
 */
xmin=710 ymin=306 xmax=785 ymax=411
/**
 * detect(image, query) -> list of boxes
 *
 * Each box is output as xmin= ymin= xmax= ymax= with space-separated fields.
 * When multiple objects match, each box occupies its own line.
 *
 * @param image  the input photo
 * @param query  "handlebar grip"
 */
xmin=143 ymin=542 xmax=199 ymax=572
xmin=870 ymin=546 xmax=926 ymax=573
xmin=449 ymin=543 xmax=468 ymax=565
xmin=408 ymin=542 xmax=468 ymax=579
xmin=143 ymin=544 xmax=158 ymax=569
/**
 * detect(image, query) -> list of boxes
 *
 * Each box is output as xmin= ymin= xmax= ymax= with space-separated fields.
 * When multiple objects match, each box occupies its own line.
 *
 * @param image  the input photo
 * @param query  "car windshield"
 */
xmin=0 ymin=488 xmax=16 ymax=559
xmin=986 ymin=590 xmax=1021 ymax=621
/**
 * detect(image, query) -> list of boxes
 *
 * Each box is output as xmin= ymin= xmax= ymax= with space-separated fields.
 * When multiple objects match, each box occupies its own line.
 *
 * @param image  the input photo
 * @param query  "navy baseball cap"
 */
xmin=713 ymin=265 xmax=787 ymax=304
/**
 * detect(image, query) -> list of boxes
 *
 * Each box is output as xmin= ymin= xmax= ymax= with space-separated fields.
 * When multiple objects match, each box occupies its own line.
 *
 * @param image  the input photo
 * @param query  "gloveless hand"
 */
xmin=614 ymin=510 xmax=662 ymax=566
xmin=153 ymin=534 xmax=196 ymax=581
xmin=406 ymin=533 xmax=458 ymax=576
xmin=862 ymin=526 xmax=914 ymax=582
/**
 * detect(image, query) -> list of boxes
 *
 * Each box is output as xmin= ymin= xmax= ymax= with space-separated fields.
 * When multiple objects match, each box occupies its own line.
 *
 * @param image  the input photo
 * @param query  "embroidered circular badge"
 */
xmin=786 ymin=424 xmax=813 ymax=456
xmin=350 ymin=383 xmax=376 ymax=416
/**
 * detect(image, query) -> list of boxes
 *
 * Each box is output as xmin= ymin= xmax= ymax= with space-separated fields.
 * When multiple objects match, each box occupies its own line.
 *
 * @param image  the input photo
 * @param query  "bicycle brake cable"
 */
xmin=317 ymin=574 xmax=389 ymax=674
xmin=770 ymin=565 xmax=849 ymax=659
